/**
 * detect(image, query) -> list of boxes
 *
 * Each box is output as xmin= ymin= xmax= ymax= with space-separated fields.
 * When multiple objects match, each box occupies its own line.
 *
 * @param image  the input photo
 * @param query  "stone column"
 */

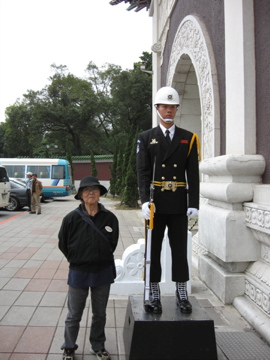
xmin=224 ymin=0 xmax=256 ymax=154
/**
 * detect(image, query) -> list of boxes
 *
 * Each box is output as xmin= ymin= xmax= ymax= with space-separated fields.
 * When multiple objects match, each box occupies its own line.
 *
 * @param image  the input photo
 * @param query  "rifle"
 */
xmin=144 ymin=157 xmax=156 ymax=311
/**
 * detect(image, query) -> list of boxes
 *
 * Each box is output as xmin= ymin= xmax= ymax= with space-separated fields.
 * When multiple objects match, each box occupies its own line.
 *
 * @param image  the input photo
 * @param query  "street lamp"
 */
xmin=140 ymin=63 xmax=153 ymax=74
xmin=46 ymin=144 xmax=58 ymax=157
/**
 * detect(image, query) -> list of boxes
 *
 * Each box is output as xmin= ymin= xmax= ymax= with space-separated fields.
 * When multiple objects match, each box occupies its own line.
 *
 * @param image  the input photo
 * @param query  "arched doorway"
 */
xmin=171 ymin=54 xmax=201 ymax=152
xmin=166 ymin=15 xmax=220 ymax=160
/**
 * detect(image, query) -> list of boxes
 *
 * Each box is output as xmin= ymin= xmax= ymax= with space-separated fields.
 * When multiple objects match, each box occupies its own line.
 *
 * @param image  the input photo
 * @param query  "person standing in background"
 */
xmin=30 ymin=173 xmax=43 ymax=215
xmin=25 ymin=172 xmax=32 ymax=212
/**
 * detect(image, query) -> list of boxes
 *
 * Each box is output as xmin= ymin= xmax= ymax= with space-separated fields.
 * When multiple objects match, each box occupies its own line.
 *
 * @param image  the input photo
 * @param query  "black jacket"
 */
xmin=58 ymin=203 xmax=119 ymax=274
xmin=136 ymin=125 xmax=200 ymax=214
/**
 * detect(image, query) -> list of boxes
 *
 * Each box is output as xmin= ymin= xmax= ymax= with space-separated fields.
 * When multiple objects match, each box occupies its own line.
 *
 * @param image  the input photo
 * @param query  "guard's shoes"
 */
xmin=176 ymin=292 xmax=192 ymax=314
xmin=145 ymin=299 xmax=162 ymax=314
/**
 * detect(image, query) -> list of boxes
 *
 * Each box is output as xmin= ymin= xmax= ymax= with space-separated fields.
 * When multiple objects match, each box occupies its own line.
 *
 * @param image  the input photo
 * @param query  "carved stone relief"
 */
xmin=166 ymin=15 xmax=220 ymax=159
xmin=156 ymin=0 xmax=177 ymax=65
xmin=244 ymin=202 xmax=270 ymax=315
xmin=245 ymin=279 xmax=270 ymax=315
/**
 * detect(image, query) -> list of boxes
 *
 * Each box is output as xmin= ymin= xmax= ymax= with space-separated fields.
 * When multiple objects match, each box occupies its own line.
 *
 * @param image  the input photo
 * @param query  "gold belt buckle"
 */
xmin=162 ymin=181 xmax=177 ymax=192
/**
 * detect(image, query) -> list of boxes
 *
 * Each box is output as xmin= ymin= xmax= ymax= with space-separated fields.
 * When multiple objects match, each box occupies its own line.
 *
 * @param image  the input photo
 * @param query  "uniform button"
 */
xmin=174 ymin=164 xmax=177 ymax=167
xmin=161 ymin=177 xmax=165 ymax=180
xmin=162 ymin=164 xmax=166 ymax=168
xmin=173 ymin=176 xmax=176 ymax=180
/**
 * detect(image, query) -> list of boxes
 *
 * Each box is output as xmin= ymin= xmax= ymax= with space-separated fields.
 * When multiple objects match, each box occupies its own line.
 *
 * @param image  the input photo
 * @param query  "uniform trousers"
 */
xmin=62 ymin=284 xmax=110 ymax=351
xmin=150 ymin=213 xmax=189 ymax=283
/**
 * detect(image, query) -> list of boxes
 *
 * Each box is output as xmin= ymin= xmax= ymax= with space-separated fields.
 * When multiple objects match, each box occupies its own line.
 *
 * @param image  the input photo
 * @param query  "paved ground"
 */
xmin=0 ymin=195 xmax=270 ymax=360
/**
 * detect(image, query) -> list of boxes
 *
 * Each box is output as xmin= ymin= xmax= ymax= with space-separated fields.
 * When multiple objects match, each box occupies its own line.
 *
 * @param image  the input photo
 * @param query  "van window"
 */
xmin=52 ymin=165 xmax=65 ymax=179
xmin=27 ymin=166 xmax=50 ymax=179
xmin=0 ymin=167 xmax=9 ymax=182
xmin=5 ymin=165 xmax=25 ymax=178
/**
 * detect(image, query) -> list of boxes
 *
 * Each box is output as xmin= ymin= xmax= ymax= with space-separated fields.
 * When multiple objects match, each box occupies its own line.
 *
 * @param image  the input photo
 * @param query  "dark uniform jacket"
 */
xmin=58 ymin=203 xmax=119 ymax=274
xmin=137 ymin=125 xmax=200 ymax=215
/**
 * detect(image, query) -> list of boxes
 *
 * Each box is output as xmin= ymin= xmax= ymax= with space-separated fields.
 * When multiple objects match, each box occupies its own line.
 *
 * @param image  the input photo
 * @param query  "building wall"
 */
xmin=254 ymin=1 xmax=270 ymax=184
xmin=72 ymin=161 xmax=112 ymax=181
xmin=161 ymin=0 xmax=226 ymax=155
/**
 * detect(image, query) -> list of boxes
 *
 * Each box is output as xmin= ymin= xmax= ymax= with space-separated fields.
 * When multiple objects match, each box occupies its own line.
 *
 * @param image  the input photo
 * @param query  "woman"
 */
xmin=58 ymin=176 xmax=119 ymax=360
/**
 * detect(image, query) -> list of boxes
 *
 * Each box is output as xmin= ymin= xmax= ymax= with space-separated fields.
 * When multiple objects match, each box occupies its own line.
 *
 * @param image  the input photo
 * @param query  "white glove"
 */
xmin=142 ymin=202 xmax=150 ymax=220
xmin=142 ymin=202 xmax=156 ymax=220
xmin=187 ymin=208 xmax=198 ymax=218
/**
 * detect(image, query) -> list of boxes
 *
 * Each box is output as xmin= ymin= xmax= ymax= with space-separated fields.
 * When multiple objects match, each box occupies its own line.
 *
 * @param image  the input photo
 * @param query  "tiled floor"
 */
xmin=0 ymin=195 xmax=269 ymax=360
xmin=0 ymin=196 xmax=142 ymax=359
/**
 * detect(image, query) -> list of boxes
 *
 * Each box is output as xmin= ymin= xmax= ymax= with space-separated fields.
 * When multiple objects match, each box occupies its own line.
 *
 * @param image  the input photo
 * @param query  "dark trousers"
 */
xmin=62 ymin=284 xmax=111 ymax=351
xmin=150 ymin=213 xmax=189 ymax=283
xmin=27 ymin=189 xmax=31 ymax=209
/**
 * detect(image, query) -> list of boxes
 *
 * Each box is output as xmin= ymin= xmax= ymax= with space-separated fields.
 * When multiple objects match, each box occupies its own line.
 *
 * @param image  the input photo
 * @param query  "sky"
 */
xmin=0 ymin=0 xmax=153 ymax=123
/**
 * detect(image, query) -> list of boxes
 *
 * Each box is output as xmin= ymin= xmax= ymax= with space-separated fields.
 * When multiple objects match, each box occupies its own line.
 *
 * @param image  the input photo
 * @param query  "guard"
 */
xmin=136 ymin=86 xmax=200 ymax=314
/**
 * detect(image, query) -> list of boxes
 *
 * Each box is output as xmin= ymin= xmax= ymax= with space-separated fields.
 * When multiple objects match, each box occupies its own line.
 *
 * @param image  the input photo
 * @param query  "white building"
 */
xmin=148 ymin=0 xmax=270 ymax=344
xmin=111 ymin=0 xmax=270 ymax=344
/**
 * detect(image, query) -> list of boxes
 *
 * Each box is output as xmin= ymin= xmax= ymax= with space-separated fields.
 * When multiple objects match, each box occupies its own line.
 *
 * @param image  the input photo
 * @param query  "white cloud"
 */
xmin=0 ymin=0 xmax=152 ymax=122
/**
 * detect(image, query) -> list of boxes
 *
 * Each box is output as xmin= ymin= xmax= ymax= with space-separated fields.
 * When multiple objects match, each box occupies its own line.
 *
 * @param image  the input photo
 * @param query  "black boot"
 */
xmin=176 ymin=282 xmax=192 ymax=314
xmin=145 ymin=282 xmax=162 ymax=314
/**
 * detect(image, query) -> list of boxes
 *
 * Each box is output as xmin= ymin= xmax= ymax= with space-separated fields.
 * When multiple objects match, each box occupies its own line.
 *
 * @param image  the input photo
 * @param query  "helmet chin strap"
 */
xmin=156 ymin=108 xmax=174 ymax=123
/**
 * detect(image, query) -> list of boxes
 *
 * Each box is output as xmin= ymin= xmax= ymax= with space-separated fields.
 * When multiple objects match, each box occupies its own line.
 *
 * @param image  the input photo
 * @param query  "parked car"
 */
xmin=5 ymin=179 xmax=28 ymax=211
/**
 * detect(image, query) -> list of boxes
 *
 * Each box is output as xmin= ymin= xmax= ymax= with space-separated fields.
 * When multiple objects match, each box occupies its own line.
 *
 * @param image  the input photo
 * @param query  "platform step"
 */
xmin=124 ymin=295 xmax=218 ymax=360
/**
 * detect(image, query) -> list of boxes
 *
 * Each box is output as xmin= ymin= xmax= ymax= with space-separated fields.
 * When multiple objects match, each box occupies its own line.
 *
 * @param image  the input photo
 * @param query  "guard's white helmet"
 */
xmin=154 ymin=86 xmax=180 ymax=106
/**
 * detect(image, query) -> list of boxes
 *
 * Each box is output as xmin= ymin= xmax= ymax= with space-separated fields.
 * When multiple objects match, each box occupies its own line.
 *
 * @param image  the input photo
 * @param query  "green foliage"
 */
xmin=110 ymin=145 xmax=118 ymax=197
xmin=4 ymin=102 xmax=34 ymax=157
xmin=1 ymin=53 xmax=152 ymax=159
xmin=0 ymin=124 xmax=5 ymax=157
xmin=90 ymin=151 xmax=97 ymax=177
xmin=66 ymin=150 xmax=74 ymax=185
xmin=122 ymin=128 xmax=139 ymax=208
xmin=133 ymin=51 xmax=152 ymax=72
xmin=110 ymin=66 xmax=152 ymax=134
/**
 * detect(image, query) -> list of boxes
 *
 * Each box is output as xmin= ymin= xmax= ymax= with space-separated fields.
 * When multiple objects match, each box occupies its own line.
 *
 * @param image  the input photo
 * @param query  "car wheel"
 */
xmin=5 ymin=196 xmax=20 ymax=211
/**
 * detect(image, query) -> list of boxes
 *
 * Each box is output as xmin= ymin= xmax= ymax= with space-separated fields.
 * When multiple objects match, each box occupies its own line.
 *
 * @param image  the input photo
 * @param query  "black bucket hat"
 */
xmin=75 ymin=176 xmax=107 ymax=200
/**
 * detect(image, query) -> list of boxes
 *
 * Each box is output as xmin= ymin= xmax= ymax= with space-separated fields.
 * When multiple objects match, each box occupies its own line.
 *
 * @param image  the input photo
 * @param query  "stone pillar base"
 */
xmin=198 ymin=254 xmax=246 ymax=304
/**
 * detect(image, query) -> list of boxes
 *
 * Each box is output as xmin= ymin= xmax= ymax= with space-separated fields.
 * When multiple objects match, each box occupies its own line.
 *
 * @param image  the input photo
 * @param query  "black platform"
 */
xmin=123 ymin=295 xmax=218 ymax=360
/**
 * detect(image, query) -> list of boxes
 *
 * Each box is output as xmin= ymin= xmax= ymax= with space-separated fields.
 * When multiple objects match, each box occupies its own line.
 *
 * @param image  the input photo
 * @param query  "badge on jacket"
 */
xmin=105 ymin=226 xmax=113 ymax=233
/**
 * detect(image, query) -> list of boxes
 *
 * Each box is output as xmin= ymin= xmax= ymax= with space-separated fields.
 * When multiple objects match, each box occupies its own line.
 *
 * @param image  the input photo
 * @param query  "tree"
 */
xmin=134 ymin=51 xmax=152 ymax=72
xmin=0 ymin=124 xmax=5 ymax=157
xmin=90 ymin=151 xmax=97 ymax=177
xmin=85 ymin=62 xmax=122 ymax=154
xmin=122 ymin=128 xmax=139 ymax=208
xmin=4 ymin=102 xmax=34 ymax=157
xmin=30 ymin=66 xmax=100 ymax=156
xmin=110 ymin=66 xmax=152 ymax=134
xmin=2 ymin=52 xmax=152 ymax=163
xmin=109 ymin=145 xmax=118 ymax=197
